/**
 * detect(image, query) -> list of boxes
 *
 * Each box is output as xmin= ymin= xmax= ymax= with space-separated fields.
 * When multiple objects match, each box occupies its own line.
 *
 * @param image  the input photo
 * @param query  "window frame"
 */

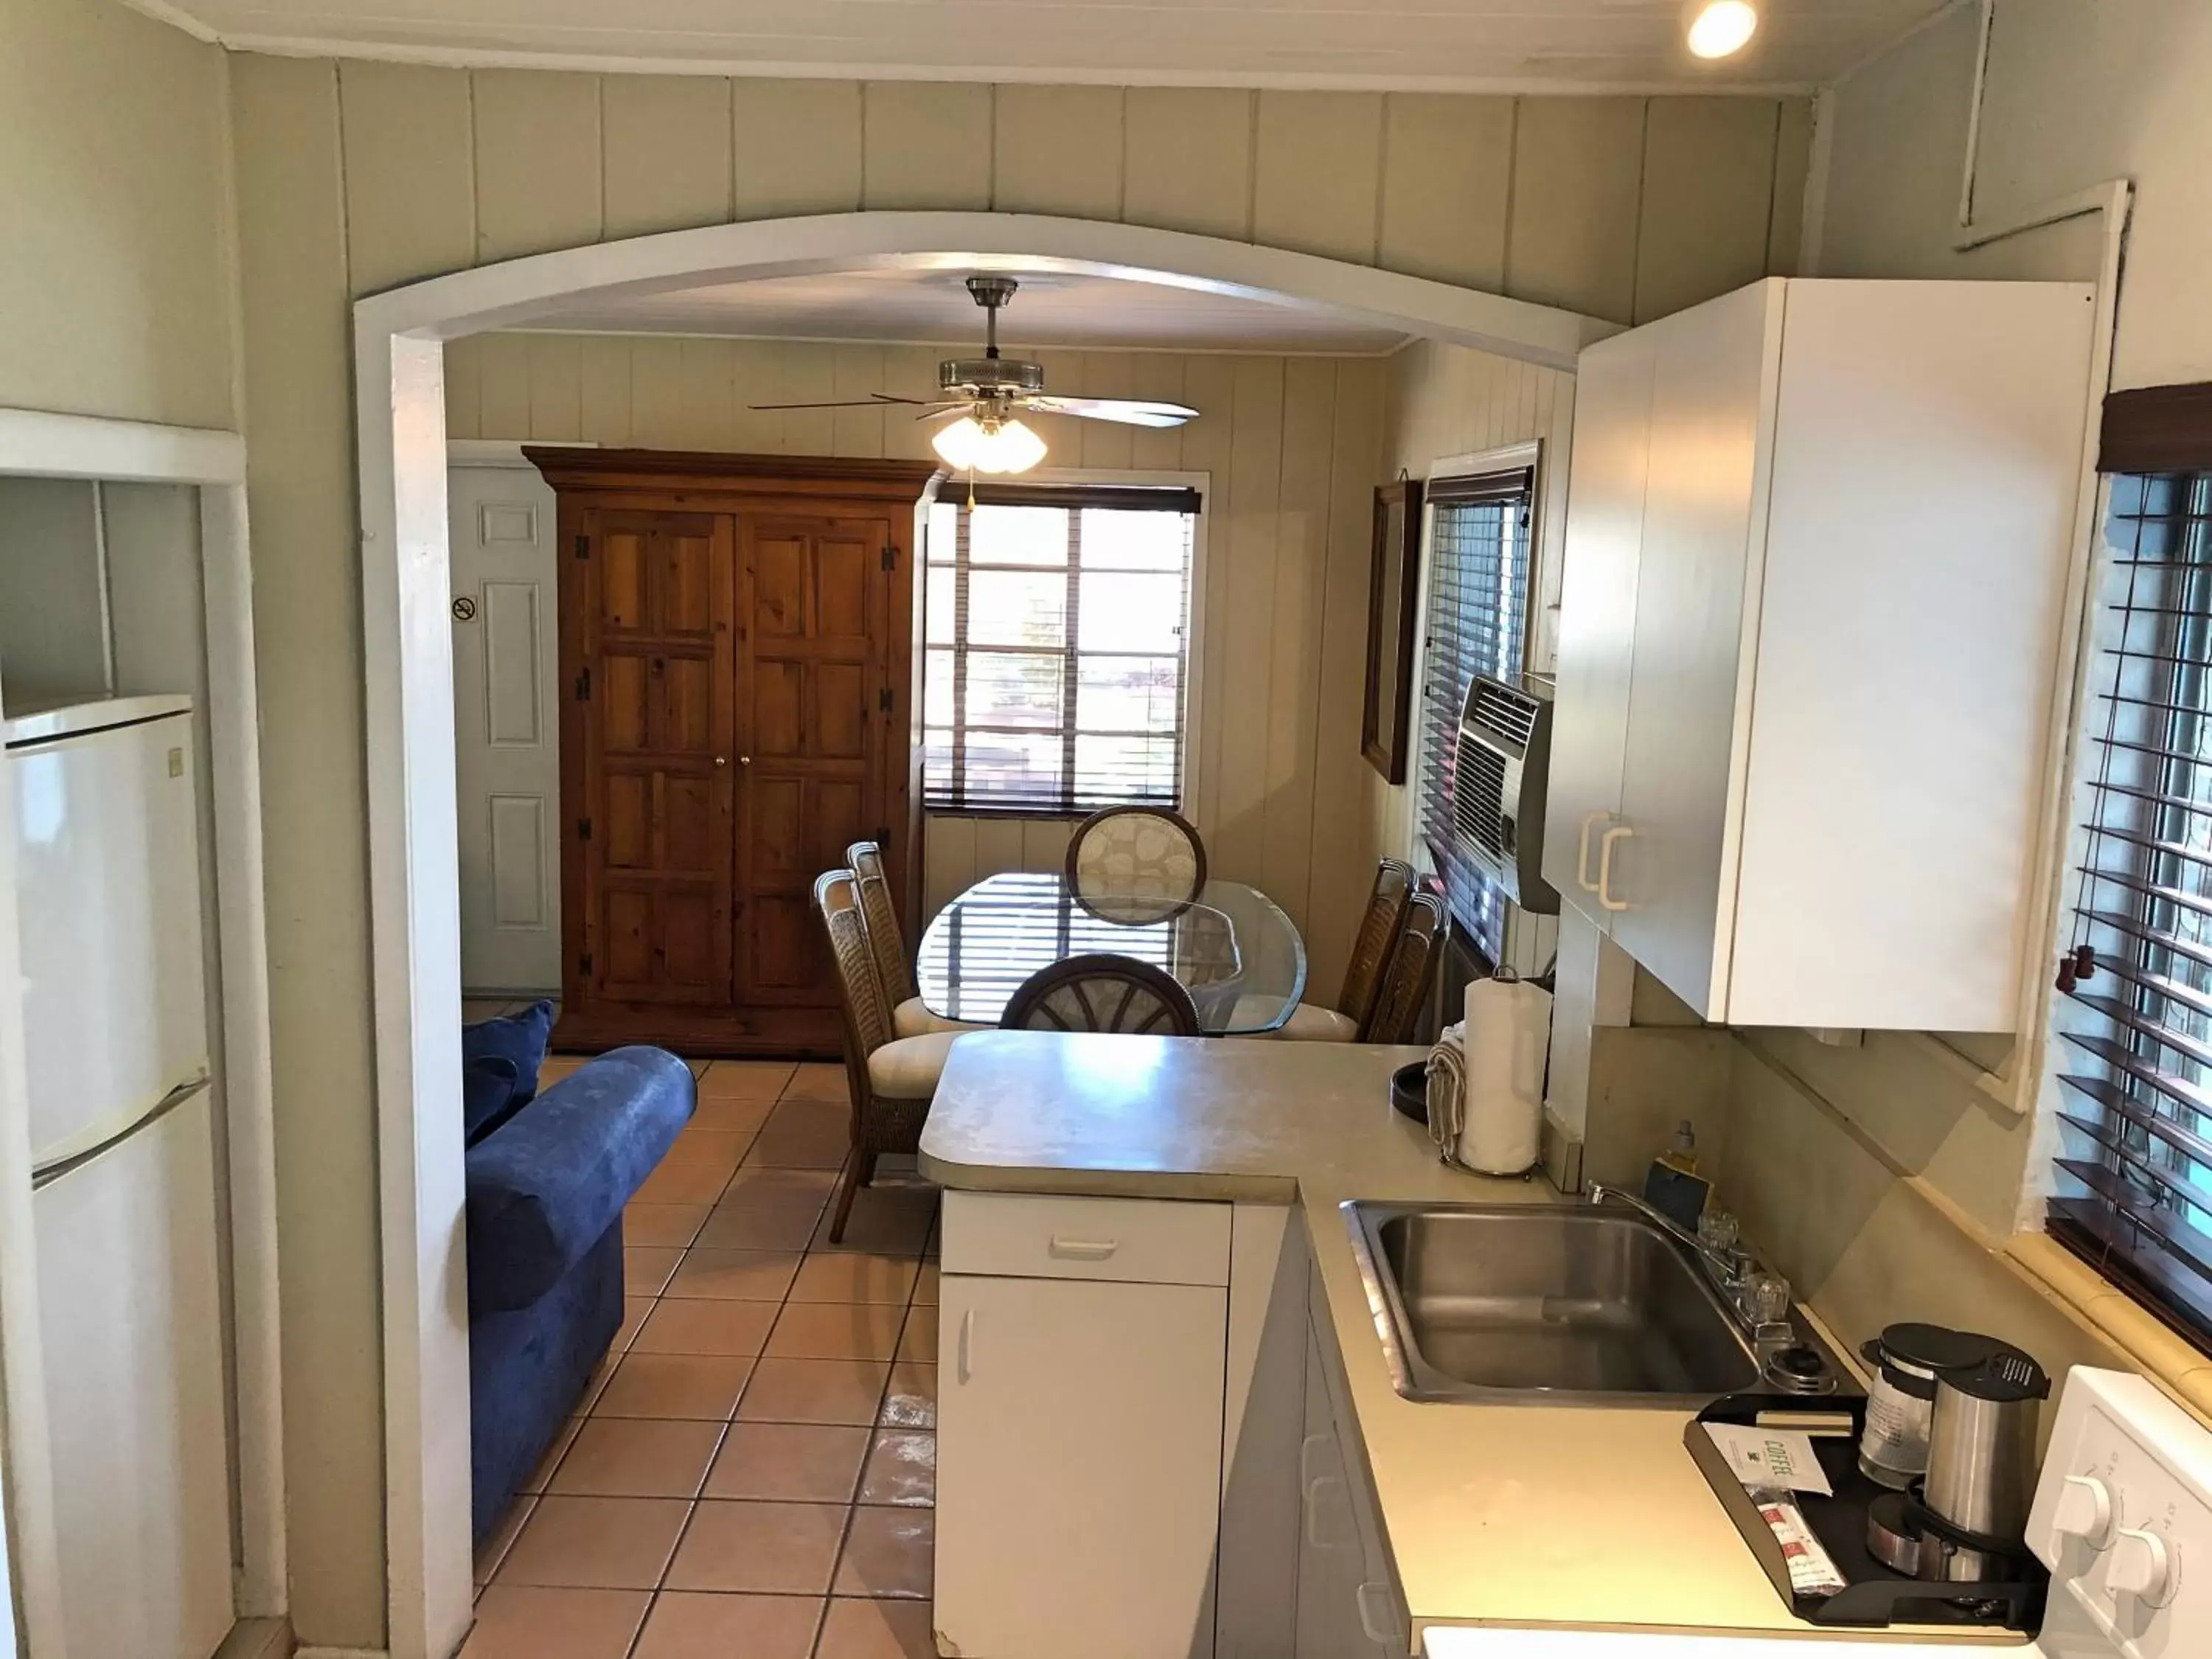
xmin=917 ymin=467 xmax=1210 ymax=823
xmin=1402 ymin=442 xmax=1546 ymax=968
xmin=2045 ymin=464 xmax=2212 ymax=1351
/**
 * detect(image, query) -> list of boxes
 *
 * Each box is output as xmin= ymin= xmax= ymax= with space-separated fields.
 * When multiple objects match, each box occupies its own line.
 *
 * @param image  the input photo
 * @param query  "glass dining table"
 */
xmin=914 ymin=872 xmax=1309 ymax=1034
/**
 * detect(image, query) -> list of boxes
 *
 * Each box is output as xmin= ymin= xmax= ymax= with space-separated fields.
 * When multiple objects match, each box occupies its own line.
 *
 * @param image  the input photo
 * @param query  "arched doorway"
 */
xmin=352 ymin=209 xmax=1609 ymax=1659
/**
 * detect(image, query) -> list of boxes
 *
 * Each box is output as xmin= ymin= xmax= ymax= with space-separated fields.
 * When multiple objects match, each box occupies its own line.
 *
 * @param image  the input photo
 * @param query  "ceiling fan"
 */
xmin=748 ymin=275 xmax=1200 ymax=475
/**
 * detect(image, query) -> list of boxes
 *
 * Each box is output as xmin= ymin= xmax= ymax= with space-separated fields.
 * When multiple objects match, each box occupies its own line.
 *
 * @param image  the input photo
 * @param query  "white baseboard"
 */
xmin=296 ymin=1648 xmax=389 ymax=1659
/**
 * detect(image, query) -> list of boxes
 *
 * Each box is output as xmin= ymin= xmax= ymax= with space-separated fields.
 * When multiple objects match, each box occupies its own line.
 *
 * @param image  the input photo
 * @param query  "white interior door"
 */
xmin=448 ymin=461 xmax=561 ymax=995
xmin=1608 ymin=282 xmax=1781 ymax=1015
xmin=1541 ymin=330 xmax=1657 ymax=933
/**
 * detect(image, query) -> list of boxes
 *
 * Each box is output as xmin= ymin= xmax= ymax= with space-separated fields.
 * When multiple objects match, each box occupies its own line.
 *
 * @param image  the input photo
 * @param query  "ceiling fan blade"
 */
xmin=914 ymin=405 xmax=970 ymax=422
xmin=745 ymin=398 xmax=906 ymax=411
xmin=1023 ymin=396 xmax=1200 ymax=429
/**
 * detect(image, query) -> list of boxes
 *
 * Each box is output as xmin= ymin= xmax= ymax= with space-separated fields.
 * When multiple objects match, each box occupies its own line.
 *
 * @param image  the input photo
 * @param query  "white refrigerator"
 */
xmin=8 ymin=695 xmax=234 ymax=1659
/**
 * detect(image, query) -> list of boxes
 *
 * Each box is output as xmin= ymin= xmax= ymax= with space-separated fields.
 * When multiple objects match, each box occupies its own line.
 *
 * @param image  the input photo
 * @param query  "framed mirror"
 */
xmin=1362 ymin=478 xmax=1424 ymax=783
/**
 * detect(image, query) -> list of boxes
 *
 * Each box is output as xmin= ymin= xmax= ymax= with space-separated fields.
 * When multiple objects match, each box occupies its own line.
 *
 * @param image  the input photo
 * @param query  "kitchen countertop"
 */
xmin=919 ymin=1032 xmax=2027 ymax=1648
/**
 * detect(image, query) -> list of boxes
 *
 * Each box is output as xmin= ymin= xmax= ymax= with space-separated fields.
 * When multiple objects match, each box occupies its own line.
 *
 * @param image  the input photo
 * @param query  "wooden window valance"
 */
xmin=2098 ymin=383 xmax=2212 ymax=475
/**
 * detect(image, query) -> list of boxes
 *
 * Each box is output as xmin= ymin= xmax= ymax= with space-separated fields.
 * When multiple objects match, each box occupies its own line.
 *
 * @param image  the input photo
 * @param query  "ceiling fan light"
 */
xmin=932 ymin=414 xmax=1047 ymax=475
xmin=1685 ymin=0 xmax=1758 ymax=58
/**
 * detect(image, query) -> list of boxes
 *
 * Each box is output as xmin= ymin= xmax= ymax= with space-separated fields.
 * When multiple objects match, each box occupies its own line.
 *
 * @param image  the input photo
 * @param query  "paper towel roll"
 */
xmin=1456 ymin=975 xmax=1552 ymax=1175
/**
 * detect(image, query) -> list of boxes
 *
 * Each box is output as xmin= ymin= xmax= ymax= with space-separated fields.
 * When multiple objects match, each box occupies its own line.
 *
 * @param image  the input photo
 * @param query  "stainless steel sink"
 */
xmin=1345 ymin=1201 xmax=1775 ymax=1406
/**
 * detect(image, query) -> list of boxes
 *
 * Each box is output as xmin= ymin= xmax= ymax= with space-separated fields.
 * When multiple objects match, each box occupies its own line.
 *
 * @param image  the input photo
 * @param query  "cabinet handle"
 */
xmin=1306 ymin=1475 xmax=1348 ymax=1548
xmin=1596 ymin=824 xmax=1634 ymax=913
xmin=1299 ymin=1432 xmax=1334 ymax=1491
xmin=1357 ymin=1583 xmax=1402 ymax=1646
xmin=1047 ymin=1236 xmax=1118 ymax=1261
xmin=1574 ymin=811 xmax=1607 ymax=892
xmin=956 ymin=1308 xmax=975 ymax=1384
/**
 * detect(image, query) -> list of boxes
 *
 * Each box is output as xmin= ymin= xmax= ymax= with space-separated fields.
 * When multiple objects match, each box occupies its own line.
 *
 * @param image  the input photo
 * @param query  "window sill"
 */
xmin=2006 ymin=1231 xmax=2212 ymax=1425
xmin=922 ymin=805 xmax=1176 ymax=822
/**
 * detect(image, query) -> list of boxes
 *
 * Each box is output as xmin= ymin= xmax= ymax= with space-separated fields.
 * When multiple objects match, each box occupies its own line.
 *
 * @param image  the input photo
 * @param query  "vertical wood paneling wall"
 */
xmin=451 ymin=333 xmax=1387 ymax=1000
xmin=226 ymin=50 xmax=1809 ymax=1647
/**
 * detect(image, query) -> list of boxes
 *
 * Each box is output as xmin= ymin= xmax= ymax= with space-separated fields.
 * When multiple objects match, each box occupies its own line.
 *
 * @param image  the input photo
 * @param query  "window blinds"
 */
xmin=922 ymin=487 xmax=1199 ymax=815
xmin=2056 ymin=467 xmax=2212 ymax=1347
xmin=1415 ymin=468 xmax=1534 ymax=957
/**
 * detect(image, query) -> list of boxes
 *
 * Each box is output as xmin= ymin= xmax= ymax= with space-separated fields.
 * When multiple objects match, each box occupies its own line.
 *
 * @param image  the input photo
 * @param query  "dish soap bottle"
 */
xmin=1642 ymin=1119 xmax=1711 ymax=1233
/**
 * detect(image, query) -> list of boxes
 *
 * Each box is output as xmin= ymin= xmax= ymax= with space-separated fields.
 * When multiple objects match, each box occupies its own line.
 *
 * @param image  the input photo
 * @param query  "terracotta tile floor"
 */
xmin=465 ymin=1054 xmax=940 ymax=1659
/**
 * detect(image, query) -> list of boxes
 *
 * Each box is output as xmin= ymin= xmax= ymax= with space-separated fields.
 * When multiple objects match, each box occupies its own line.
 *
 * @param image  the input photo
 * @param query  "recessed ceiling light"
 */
xmin=1686 ymin=0 xmax=1759 ymax=60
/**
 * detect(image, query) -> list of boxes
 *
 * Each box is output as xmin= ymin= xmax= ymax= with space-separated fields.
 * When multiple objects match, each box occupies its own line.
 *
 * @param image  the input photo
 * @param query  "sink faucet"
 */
xmin=1585 ymin=1182 xmax=1788 ymax=1343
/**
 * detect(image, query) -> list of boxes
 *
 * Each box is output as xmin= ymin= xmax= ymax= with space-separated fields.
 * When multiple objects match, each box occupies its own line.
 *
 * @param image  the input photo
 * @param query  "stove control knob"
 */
xmin=2054 ymin=1474 xmax=2115 ymax=1548
xmin=2110 ymin=1526 xmax=2177 ymax=1608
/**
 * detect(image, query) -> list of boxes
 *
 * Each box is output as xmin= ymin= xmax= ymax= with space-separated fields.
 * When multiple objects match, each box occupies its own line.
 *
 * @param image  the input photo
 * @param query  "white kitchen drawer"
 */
xmin=942 ymin=1190 xmax=1231 ymax=1286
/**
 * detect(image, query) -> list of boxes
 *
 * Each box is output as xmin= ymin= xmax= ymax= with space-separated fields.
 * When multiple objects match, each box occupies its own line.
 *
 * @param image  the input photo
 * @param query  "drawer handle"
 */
xmin=1357 ymin=1582 xmax=1402 ymax=1646
xmin=957 ymin=1307 xmax=975 ymax=1384
xmin=1047 ymin=1236 xmax=1119 ymax=1261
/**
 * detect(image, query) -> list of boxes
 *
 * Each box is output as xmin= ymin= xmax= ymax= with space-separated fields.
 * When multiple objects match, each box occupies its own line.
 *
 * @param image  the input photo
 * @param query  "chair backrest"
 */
xmin=814 ymin=869 xmax=893 ymax=1103
xmin=1066 ymin=805 xmax=1207 ymax=916
xmin=999 ymin=953 xmax=1203 ymax=1037
xmin=1339 ymin=858 xmax=1414 ymax=1031
xmin=1366 ymin=891 xmax=1445 ymax=1045
xmin=846 ymin=840 xmax=914 ymax=1006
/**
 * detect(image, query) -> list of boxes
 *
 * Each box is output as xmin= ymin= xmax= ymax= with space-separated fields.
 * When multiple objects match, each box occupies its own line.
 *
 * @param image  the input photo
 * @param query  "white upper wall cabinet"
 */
xmin=1545 ymin=278 xmax=2095 ymax=1031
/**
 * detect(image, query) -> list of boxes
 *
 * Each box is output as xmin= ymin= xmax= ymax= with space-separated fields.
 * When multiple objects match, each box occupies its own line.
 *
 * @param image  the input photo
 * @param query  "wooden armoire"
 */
xmin=527 ymin=449 xmax=936 ymax=1057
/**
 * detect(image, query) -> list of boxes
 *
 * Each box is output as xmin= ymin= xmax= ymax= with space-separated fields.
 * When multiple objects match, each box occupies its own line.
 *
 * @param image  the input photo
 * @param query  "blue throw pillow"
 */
xmin=462 ymin=1056 xmax=523 ymax=1146
xmin=462 ymin=999 xmax=555 ymax=1113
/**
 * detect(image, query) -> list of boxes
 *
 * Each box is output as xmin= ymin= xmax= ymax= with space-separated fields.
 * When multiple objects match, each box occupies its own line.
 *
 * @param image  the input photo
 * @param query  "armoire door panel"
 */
xmin=735 ymin=512 xmax=893 ymax=1010
xmin=745 ymin=896 xmax=816 ymax=992
xmin=604 ymin=774 xmax=650 ymax=869
xmin=815 ymin=534 xmax=871 ymax=636
xmin=815 ymin=662 xmax=868 ymax=759
xmin=664 ymin=776 xmax=717 ymax=870
xmin=574 ymin=508 xmax=736 ymax=1012
xmin=601 ymin=529 xmax=647 ymax=627
xmin=603 ymin=655 xmax=649 ymax=751
xmin=753 ymin=534 xmax=810 ymax=636
xmin=654 ymin=654 xmax=714 ymax=752
xmin=754 ymin=661 xmax=805 ymax=756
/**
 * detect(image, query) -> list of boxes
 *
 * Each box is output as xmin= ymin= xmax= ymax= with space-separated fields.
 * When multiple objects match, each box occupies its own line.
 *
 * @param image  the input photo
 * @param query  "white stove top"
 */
xmin=1425 ymin=1368 xmax=2211 ymax=1659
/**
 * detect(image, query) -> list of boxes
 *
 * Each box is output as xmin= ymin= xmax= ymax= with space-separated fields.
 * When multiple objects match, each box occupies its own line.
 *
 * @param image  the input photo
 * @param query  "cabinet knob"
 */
xmin=740 ymin=755 xmax=753 ymax=767
xmin=714 ymin=757 xmax=727 ymax=768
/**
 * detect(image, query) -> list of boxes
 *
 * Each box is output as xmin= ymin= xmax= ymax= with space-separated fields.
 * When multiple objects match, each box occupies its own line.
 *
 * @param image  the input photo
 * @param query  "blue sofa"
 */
xmin=465 ymin=1045 xmax=695 ymax=1544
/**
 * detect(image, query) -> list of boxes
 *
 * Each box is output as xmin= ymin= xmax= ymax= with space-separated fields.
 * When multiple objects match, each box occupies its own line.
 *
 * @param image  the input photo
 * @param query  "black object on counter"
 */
xmin=1685 ymin=1394 xmax=2047 ymax=1631
xmin=1388 ymin=1060 xmax=1428 ymax=1124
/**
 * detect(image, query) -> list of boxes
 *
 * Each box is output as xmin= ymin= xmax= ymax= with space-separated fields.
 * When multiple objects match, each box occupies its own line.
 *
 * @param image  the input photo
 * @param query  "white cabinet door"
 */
xmin=1542 ymin=329 xmax=1656 ymax=932
xmin=1607 ymin=282 xmax=1781 ymax=1015
xmin=1295 ymin=1313 xmax=1405 ymax=1659
xmin=937 ymin=1273 xmax=1227 ymax=1659
xmin=449 ymin=462 xmax=563 ymax=994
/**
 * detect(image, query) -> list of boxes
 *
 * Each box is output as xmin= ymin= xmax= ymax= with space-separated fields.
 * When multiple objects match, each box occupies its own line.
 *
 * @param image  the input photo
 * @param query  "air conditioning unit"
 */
xmin=1451 ymin=674 xmax=1558 ymax=915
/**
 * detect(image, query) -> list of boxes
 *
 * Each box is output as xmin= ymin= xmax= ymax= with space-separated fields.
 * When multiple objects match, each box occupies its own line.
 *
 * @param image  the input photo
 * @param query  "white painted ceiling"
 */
xmin=164 ymin=1 xmax=1941 ymax=91
xmin=524 ymin=268 xmax=1413 ymax=353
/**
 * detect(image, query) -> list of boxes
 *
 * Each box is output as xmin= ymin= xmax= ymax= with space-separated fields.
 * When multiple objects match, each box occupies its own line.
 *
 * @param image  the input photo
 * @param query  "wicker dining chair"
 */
xmin=813 ymin=869 xmax=964 ymax=1241
xmin=1263 ymin=857 xmax=1415 ymax=1041
xmin=1065 ymin=804 xmax=1208 ymax=920
xmin=847 ymin=840 xmax=983 ymax=1039
xmin=1000 ymin=953 xmax=1203 ymax=1037
xmin=1365 ymin=889 xmax=1445 ymax=1046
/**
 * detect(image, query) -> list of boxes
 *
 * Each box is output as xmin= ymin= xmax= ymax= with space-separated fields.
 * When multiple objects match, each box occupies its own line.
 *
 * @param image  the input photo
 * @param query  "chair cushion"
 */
xmin=461 ymin=999 xmax=555 ymax=1113
xmin=1261 ymin=1001 xmax=1360 ymax=1042
xmin=892 ymin=996 xmax=987 ymax=1040
xmin=463 ymin=1056 xmax=524 ymax=1146
xmin=866 ymin=1029 xmax=963 ymax=1100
